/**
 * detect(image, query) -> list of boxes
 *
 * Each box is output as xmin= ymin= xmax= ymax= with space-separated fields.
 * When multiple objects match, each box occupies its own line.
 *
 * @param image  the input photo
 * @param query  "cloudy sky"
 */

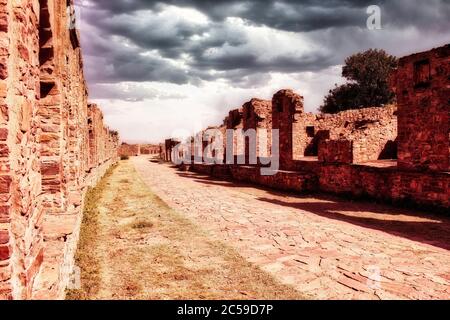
xmin=77 ymin=0 xmax=450 ymax=143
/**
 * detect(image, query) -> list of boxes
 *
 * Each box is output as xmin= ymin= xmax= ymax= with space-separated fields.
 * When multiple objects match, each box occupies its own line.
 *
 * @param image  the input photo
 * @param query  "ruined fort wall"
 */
xmin=318 ymin=164 xmax=449 ymax=209
xmin=186 ymin=45 xmax=448 ymax=210
xmin=293 ymin=105 xmax=397 ymax=163
xmin=393 ymin=45 xmax=449 ymax=172
xmin=225 ymin=108 xmax=244 ymax=157
xmin=272 ymin=89 xmax=304 ymax=170
xmin=242 ymin=99 xmax=272 ymax=159
xmin=0 ymin=0 xmax=119 ymax=300
xmin=118 ymin=143 xmax=140 ymax=158
xmin=0 ymin=0 xmax=44 ymax=300
xmin=140 ymin=144 xmax=160 ymax=155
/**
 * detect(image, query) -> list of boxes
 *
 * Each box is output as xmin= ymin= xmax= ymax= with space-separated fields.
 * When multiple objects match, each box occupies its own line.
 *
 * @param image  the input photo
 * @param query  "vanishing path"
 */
xmin=68 ymin=160 xmax=303 ymax=300
xmin=133 ymin=156 xmax=450 ymax=300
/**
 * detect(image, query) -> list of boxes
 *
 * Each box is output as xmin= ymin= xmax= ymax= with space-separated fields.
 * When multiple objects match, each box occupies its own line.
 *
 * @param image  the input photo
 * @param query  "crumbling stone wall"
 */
xmin=225 ymin=108 xmax=244 ymax=157
xmin=140 ymin=144 xmax=160 ymax=155
xmin=272 ymin=89 xmax=304 ymax=170
xmin=201 ymin=125 xmax=226 ymax=163
xmin=180 ymin=45 xmax=448 ymax=211
xmin=0 ymin=0 xmax=119 ymax=300
xmin=0 ymin=0 xmax=44 ymax=300
xmin=318 ymin=140 xmax=353 ymax=164
xmin=292 ymin=105 xmax=397 ymax=163
xmin=315 ymin=106 xmax=398 ymax=163
xmin=118 ymin=143 xmax=140 ymax=158
xmin=242 ymin=98 xmax=272 ymax=160
xmin=392 ymin=44 xmax=449 ymax=172
xmin=118 ymin=144 xmax=160 ymax=157
xmin=163 ymin=139 xmax=180 ymax=162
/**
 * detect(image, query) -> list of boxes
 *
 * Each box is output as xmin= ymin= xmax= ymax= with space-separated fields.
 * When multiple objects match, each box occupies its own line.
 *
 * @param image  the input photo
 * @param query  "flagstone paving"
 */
xmin=133 ymin=156 xmax=450 ymax=300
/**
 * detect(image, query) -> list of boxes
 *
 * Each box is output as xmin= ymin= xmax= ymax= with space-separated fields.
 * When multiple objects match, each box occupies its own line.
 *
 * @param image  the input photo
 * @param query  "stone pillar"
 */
xmin=272 ymin=89 xmax=304 ymax=170
xmin=242 ymin=98 xmax=272 ymax=163
xmin=393 ymin=44 xmax=449 ymax=172
xmin=225 ymin=108 xmax=243 ymax=163
xmin=164 ymin=139 xmax=172 ymax=162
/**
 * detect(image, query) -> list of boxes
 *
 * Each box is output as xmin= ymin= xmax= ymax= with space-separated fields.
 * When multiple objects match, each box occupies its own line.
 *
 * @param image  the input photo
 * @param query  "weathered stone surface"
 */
xmin=392 ymin=44 xmax=449 ymax=172
xmin=318 ymin=140 xmax=353 ymax=164
xmin=243 ymin=98 xmax=272 ymax=160
xmin=173 ymin=45 xmax=449 ymax=211
xmin=134 ymin=157 xmax=450 ymax=300
xmin=139 ymin=144 xmax=160 ymax=155
xmin=0 ymin=0 xmax=119 ymax=300
xmin=118 ymin=143 xmax=140 ymax=157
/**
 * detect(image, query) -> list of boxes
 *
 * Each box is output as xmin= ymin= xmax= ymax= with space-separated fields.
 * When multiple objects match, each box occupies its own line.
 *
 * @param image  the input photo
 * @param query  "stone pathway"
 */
xmin=132 ymin=156 xmax=450 ymax=300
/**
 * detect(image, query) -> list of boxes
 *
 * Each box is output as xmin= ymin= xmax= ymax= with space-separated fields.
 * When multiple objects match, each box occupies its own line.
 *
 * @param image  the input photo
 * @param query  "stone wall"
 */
xmin=242 ymin=98 xmax=272 ymax=160
xmin=0 ymin=0 xmax=119 ymax=300
xmin=225 ymin=108 xmax=244 ymax=157
xmin=118 ymin=144 xmax=161 ymax=157
xmin=392 ymin=44 xmax=449 ymax=172
xmin=272 ymin=89 xmax=305 ymax=170
xmin=318 ymin=164 xmax=449 ymax=209
xmin=318 ymin=140 xmax=353 ymax=164
xmin=163 ymin=139 xmax=180 ymax=162
xmin=175 ymin=44 xmax=449 ymax=212
xmin=291 ymin=104 xmax=397 ymax=163
xmin=118 ymin=143 xmax=140 ymax=158
xmin=140 ymin=144 xmax=160 ymax=155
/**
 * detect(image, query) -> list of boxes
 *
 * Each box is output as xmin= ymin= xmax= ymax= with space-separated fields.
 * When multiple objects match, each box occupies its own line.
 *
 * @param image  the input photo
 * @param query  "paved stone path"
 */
xmin=133 ymin=156 xmax=450 ymax=300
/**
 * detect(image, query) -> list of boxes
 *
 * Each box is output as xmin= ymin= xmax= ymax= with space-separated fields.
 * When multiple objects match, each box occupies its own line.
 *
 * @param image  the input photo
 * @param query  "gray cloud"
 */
xmin=79 ymin=0 xmax=450 ymax=93
xmin=89 ymin=83 xmax=186 ymax=101
xmin=87 ymin=0 xmax=450 ymax=32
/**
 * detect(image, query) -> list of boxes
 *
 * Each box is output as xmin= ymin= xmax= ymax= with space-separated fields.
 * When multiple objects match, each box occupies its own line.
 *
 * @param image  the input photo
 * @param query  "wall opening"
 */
xmin=304 ymin=130 xmax=330 ymax=157
xmin=414 ymin=59 xmax=431 ymax=89
xmin=378 ymin=139 xmax=398 ymax=160
xmin=306 ymin=126 xmax=315 ymax=138
xmin=275 ymin=101 xmax=283 ymax=113
xmin=39 ymin=0 xmax=56 ymax=99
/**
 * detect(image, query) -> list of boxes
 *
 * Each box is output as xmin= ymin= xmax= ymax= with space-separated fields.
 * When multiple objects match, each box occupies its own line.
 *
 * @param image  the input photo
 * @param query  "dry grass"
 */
xmin=129 ymin=219 xmax=154 ymax=230
xmin=66 ymin=160 xmax=304 ymax=300
xmin=66 ymin=164 xmax=118 ymax=300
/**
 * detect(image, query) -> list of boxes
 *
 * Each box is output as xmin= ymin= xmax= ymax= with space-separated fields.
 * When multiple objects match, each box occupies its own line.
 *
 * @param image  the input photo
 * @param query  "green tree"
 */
xmin=320 ymin=49 xmax=398 ymax=114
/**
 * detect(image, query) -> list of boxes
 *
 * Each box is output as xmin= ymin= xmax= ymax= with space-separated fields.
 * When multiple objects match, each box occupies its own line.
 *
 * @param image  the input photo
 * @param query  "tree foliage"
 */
xmin=320 ymin=49 xmax=398 ymax=114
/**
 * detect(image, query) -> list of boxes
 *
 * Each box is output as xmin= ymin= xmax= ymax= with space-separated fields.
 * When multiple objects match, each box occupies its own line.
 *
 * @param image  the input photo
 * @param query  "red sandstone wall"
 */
xmin=118 ymin=143 xmax=140 ymax=157
xmin=163 ymin=139 xmax=180 ymax=162
xmin=318 ymin=140 xmax=353 ymax=164
xmin=242 ymin=98 xmax=272 ymax=159
xmin=318 ymin=164 xmax=449 ymax=209
xmin=0 ymin=0 xmax=119 ymax=300
xmin=392 ymin=45 xmax=449 ymax=172
xmin=272 ymin=89 xmax=304 ymax=170
xmin=184 ymin=44 xmax=449 ymax=210
xmin=140 ymin=144 xmax=160 ymax=155
xmin=225 ymin=108 xmax=244 ymax=157
xmin=293 ymin=105 xmax=397 ymax=163
xmin=202 ymin=125 xmax=226 ymax=162
xmin=0 ymin=0 xmax=44 ymax=300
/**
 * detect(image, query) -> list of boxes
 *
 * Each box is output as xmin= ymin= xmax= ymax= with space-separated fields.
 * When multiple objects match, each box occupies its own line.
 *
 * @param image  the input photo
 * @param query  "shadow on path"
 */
xmin=174 ymin=167 xmax=450 ymax=252
xmin=257 ymin=197 xmax=450 ymax=251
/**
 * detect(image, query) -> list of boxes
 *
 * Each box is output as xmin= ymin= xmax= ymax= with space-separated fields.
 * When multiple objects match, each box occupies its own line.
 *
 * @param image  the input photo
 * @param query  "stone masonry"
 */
xmin=118 ymin=143 xmax=140 ymax=158
xmin=0 ymin=0 xmax=119 ymax=300
xmin=243 ymin=98 xmax=272 ymax=161
xmin=174 ymin=45 xmax=449 ymax=211
xmin=140 ymin=144 xmax=160 ymax=155
xmin=118 ymin=143 xmax=160 ymax=158
xmin=392 ymin=44 xmax=449 ymax=172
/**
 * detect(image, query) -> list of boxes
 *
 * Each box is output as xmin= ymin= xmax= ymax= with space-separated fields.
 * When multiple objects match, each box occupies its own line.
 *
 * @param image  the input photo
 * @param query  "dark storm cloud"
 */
xmin=80 ymin=0 xmax=450 ymax=87
xmin=88 ymin=0 xmax=449 ymax=32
